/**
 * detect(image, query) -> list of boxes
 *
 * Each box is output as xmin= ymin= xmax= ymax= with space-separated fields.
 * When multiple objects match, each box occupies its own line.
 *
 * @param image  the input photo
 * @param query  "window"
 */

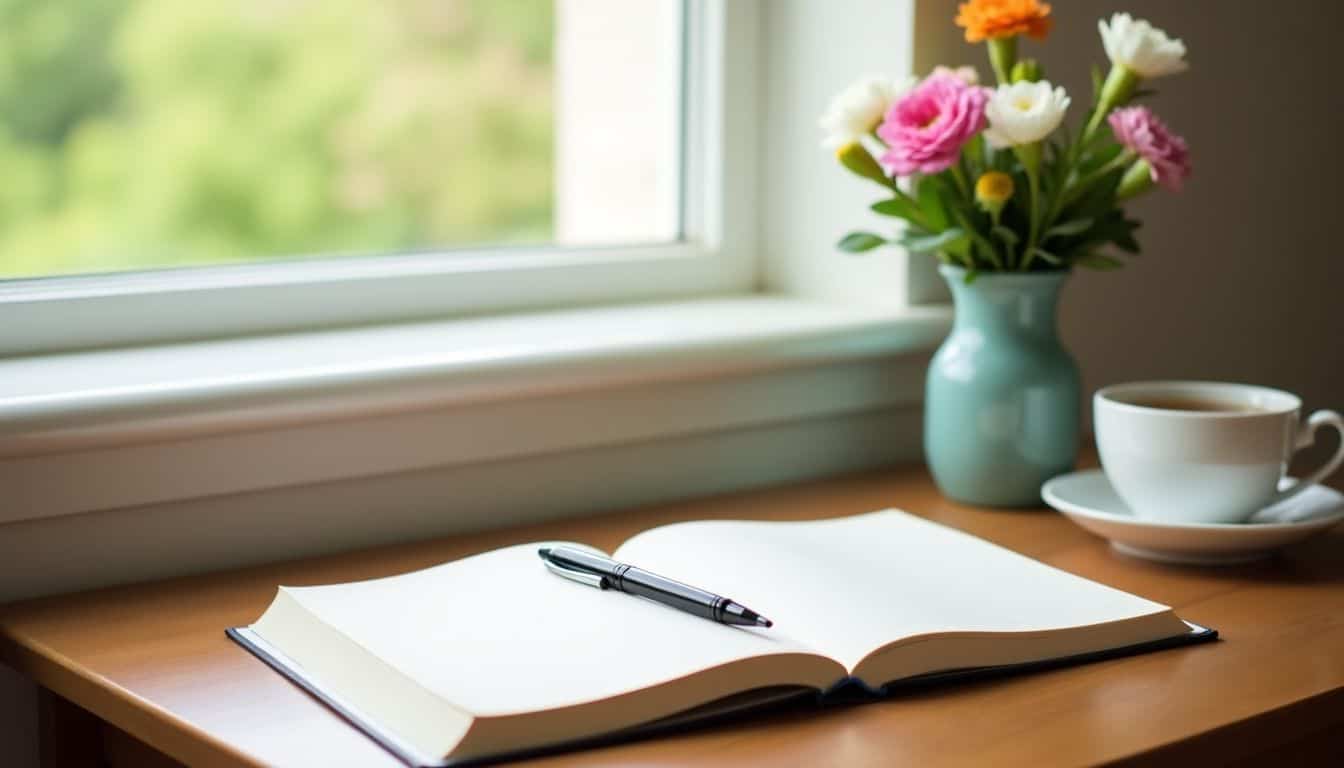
xmin=0 ymin=0 xmax=754 ymax=354
xmin=0 ymin=0 xmax=938 ymax=591
xmin=0 ymin=0 xmax=685 ymax=279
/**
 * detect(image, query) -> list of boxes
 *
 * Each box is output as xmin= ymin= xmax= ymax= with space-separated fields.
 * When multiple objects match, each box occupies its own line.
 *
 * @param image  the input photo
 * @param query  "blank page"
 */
xmin=281 ymin=543 xmax=817 ymax=717
xmin=615 ymin=510 xmax=1173 ymax=671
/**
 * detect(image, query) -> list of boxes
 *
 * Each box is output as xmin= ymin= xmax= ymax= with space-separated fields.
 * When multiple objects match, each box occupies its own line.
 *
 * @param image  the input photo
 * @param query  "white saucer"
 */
xmin=1041 ymin=470 xmax=1344 ymax=565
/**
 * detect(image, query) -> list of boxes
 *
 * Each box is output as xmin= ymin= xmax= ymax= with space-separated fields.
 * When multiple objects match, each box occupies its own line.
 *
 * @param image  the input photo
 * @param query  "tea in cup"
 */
xmin=1093 ymin=381 xmax=1344 ymax=524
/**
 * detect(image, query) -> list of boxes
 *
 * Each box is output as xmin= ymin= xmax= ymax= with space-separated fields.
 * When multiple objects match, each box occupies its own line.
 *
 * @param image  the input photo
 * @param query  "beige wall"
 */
xmin=919 ymin=0 xmax=1344 ymax=438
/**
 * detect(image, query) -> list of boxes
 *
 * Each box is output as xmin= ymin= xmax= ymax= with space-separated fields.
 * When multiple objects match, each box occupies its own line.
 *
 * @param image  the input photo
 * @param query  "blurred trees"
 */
xmin=0 ymin=0 xmax=554 ymax=278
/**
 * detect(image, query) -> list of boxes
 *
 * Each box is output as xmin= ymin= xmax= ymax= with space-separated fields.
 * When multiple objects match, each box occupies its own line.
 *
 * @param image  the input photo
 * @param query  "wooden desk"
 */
xmin=3 ymin=460 xmax=1343 ymax=767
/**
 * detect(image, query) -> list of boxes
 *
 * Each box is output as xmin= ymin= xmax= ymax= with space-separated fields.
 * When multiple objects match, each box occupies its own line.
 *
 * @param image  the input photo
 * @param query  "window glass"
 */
xmin=0 ymin=0 xmax=682 ymax=279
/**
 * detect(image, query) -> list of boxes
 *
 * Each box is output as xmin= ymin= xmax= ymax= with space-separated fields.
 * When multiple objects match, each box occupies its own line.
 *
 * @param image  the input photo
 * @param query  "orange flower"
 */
xmin=955 ymin=0 xmax=1053 ymax=43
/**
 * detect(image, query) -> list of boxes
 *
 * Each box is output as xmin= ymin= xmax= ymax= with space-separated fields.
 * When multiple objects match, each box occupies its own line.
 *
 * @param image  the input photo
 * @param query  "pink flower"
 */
xmin=877 ymin=72 xmax=989 ymax=176
xmin=1108 ymin=106 xmax=1192 ymax=191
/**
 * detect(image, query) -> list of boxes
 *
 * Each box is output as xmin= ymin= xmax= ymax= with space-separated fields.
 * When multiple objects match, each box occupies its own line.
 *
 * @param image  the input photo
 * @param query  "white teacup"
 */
xmin=1094 ymin=381 xmax=1344 ymax=524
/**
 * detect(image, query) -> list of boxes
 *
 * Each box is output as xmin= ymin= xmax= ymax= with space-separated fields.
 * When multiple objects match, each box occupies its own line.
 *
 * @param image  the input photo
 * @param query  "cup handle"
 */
xmin=1267 ymin=410 xmax=1344 ymax=506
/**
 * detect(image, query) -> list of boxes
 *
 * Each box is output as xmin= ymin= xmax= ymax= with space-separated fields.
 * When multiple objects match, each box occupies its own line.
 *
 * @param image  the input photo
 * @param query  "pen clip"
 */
xmin=542 ymin=557 xmax=610 ymax=590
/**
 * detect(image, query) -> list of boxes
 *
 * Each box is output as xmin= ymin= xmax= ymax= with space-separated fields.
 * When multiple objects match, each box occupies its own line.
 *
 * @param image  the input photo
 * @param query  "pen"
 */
xmin=537 ymin=546 xmax=773 ymax=628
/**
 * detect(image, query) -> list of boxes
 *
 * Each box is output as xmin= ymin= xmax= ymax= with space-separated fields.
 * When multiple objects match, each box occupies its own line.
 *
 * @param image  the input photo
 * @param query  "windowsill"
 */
xmin=1 ymin=294 xmax=950 ymax=527
xmin=1 ymin=295 xmax=950 ymax=455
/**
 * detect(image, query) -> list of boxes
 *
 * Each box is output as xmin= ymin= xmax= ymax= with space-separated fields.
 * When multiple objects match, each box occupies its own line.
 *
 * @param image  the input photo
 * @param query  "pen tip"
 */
xmin=757 ymin=616 xmax=773 ymax=628
xmin=537 ymin=547 xmax=551 ymax=560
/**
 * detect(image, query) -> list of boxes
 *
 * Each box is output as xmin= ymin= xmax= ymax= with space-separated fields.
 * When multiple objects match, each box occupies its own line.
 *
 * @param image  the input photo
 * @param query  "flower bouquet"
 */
xmin=823 ymin=0 xmax=1190 ymax=280
xmin=825 ymin=1 xmax=1194 ymax=506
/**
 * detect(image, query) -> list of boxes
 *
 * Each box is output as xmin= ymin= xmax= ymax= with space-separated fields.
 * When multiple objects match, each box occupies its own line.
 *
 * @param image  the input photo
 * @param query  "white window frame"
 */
xmin=0 ymin=0 xmax=759 ymax=357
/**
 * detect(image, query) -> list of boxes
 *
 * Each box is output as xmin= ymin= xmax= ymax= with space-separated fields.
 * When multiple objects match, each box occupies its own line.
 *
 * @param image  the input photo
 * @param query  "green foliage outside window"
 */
xmin=0 ymin=0 xmax=554 ymax=278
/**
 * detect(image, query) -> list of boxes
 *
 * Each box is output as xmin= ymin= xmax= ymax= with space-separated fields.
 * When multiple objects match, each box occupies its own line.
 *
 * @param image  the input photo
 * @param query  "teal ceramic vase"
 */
xmin=925 ymin=264 xmax=1080 ymax=507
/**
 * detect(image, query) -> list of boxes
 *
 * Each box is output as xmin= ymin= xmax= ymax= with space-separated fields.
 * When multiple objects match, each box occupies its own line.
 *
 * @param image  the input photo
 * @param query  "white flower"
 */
xmin=932 ymin=65 xmax=979 ymax=86
xmin=1098 ymin=13 xmax=1188 ymax=79
xmin=983 ymin=80 xmax=1070 ymax=148
xmin=819 ymin=75 xmax=915 ymax=149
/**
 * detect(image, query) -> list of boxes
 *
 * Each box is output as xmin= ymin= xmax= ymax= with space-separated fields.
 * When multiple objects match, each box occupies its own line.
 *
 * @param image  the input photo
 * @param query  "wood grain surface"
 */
xmin=3 ymin=458 xmax=1343 ymax=767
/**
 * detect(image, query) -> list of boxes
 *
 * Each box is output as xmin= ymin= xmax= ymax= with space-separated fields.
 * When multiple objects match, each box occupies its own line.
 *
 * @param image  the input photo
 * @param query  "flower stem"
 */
xmin=1083 ymin=64 xmax=1140 ymax=146
xmin=1059 ymin=150 xmax=1133 ymax=210
xmin=987 ymin=37 xmax=1017 ymax=86
xmin=1023 ymin=172 xmax=1040 ymax=270
xmin=949 ymin=163 xmax=970 ymax=201
xmin=1015 ymin=142 xmax=1042 ymax=270
xmin=990 ymin=207 xmax=1017 ymax=266
xmin=961 ymin=134 xmax=984 ymax=177
xmin=952 ymin=207 xmax=1002 ymax=270
xmin=1036 ymin=149 xmax=1134 ymax=242
xmin=890 ymin=184 xmax=934 ymax=231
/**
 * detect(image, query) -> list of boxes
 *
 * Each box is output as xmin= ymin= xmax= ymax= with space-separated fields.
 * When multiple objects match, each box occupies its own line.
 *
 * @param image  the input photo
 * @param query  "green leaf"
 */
xmin=971 ymin=238 xmax=1001 ymax=270
xmin=901 ymin=227 xmax=967 ymax=254
xmin=837 ymin=232 xmax=886 ymax=252
xmin=983 ymin=139 xmax=1009 ymax=173
xmin=1047 ymin=142 xmax=1070 ymax=184
xmin=1079 ymin=141 xmax=1123 ymax=172
xmin=1091 ymin=64 xmax=1104 ymax=102
xmin=991 ymin=225 xmax=1020 ymax=245
xmin=1077 ymin=253 xmax=1126 ymax=270
xmin=915 ymin=175 xmax=950 ymax=231
xmin=961 ymin=134 xmax=985 ymax=178
xmin=1070 ymin=168 xmax=1125 ymax=217
xmin=1056 ymin=118 xmax=1074 ymax=152
xmin=1044 ymin=217 xmax=1094 ymax=239
xmin=963 ymin=269 xmax=980 ymax=284
xmin=1029 ymin=247 xmax=1062 ymax=265
xmin=1089 ymin=209 xmax=1142 ymax=252
xmin=870 ymin=197 xmax=920 ymax=220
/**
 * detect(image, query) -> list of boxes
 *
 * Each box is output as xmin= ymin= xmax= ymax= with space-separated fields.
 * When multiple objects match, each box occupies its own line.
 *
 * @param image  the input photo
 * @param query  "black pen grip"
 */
xmin=611 ymin=565 xmax=726 ymax=622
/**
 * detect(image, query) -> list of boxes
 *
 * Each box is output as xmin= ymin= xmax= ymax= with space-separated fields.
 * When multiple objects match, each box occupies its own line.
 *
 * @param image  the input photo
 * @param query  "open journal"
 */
xmin=229 ymin=510 xmax=1215 ymax=766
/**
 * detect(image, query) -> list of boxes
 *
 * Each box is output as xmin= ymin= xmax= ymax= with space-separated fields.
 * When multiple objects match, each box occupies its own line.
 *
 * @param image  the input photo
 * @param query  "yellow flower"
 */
xmin=975 ymin=171 xmax=1014 ymax=211
xmin=955 ymin=0 xmax=1053 ymax=44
